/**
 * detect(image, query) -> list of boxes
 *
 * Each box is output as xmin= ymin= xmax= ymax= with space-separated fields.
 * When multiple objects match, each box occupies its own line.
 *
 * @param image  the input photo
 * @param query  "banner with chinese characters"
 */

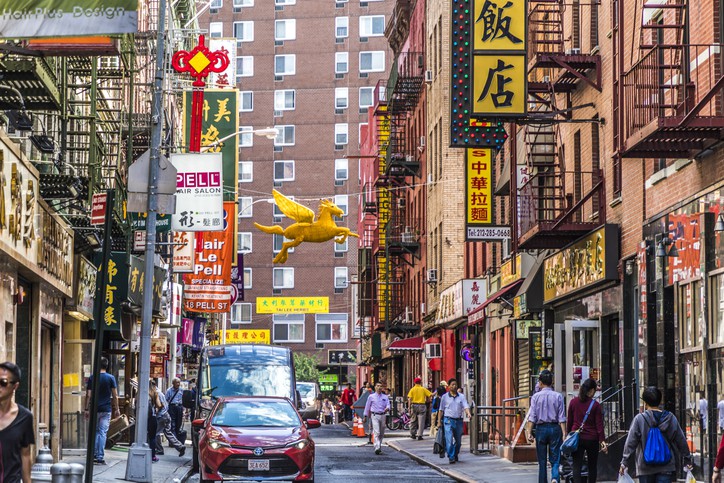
xmin=94 ymin=252 xmax=129 ymax=331
xmin=208 ymin=38 xmax=237 ymax=89
xmin=465 ymin=148 xmax=510 ymax=240
xmin=75 ymin=256 xmax=97 ymax=321
xmin=127 ymin=255 xmax=167 ymax=314
xmin=173 ymin=231 xmax=195 ymax=273
xmin=182 ymin=202 xmax=236 ymax=313
xmin=171 ymin=153 xmax=224 ymax=232
xmin=256 ymin=296 xmax=330 ymax=314
xmin=223 ymin=329 xmax=270 ymax=344
xmin=183 ymin=89 xmax=239 ymax=201
xmin=472 ymin=54 xmax=527 ymax=116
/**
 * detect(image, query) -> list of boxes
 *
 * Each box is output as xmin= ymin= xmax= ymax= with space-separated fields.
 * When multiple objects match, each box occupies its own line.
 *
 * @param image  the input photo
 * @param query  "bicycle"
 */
xmin=386 ymin=407 xmax=412 ymax=431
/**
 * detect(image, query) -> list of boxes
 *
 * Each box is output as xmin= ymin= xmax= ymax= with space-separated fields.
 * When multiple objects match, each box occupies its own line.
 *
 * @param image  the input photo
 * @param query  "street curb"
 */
xmin=387 ymin=440 xmax=478 ymax=483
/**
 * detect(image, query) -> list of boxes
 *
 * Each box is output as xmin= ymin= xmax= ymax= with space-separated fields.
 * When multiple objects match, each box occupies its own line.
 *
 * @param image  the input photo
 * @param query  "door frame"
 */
xmin=554 ymin=319 xmax=599 ymax=401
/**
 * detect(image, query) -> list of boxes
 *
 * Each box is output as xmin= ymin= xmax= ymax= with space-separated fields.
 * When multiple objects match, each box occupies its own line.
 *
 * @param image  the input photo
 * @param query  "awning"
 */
xmin=494 ymin=155 xmax=511 ymax=195
xmin=467 ymin=279 xmax=524 ymax=323
xmin=514 ymin=251 xmax=548 ymax=313
xmin=388 ymin=335 xmax=424 ymax=351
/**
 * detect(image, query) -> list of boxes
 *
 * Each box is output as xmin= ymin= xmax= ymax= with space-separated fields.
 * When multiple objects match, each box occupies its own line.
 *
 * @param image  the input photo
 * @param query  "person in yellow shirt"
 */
xmin=407 ymin=377 xmax=432 ymax=440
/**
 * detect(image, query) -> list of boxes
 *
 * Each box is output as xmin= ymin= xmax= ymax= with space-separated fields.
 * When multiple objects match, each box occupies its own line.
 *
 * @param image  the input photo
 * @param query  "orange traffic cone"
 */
xmin=686 ymin=426 xmax=695 ymax=453
xmin=351 ymin=416 xmax=358 ymax=436
xmin=357 ymin=416 xmax=366 ymax=438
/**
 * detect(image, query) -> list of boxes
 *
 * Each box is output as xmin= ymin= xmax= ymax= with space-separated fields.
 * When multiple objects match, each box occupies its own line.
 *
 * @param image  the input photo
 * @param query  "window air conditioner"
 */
xmin=426 ymin=269 xmax=438 ymax=283
xmin=424 ymin=70 xmax=433 ymax=83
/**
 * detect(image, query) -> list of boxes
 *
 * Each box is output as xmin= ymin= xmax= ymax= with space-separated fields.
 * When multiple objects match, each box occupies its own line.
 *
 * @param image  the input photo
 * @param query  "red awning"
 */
xmin=467 ymin=279 xmax=525 ymax=322
xmin=388 ymin=335 xmax=424 ymax=351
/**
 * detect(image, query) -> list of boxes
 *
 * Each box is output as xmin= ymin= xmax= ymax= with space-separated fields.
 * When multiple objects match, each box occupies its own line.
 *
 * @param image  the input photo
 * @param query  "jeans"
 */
xmin=535 ymin=423 xmax=562 ymax=483
xmin=571 ymin=438 xmax=599 ymax=483
xmin=410 ymin=404 xmax=427 ymax=437
xmin=443 ymin=417 xmax=464 ymax=462
xmin=94 ymin=412 xmax=111 ymax=461
xmin=638 ymin=473 xmax=675 ymax=483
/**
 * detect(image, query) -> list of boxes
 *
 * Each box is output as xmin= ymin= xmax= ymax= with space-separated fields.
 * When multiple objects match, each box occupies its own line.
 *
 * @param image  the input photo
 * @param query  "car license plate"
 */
xmin=248 ymin=459 xmax=270 ymax=471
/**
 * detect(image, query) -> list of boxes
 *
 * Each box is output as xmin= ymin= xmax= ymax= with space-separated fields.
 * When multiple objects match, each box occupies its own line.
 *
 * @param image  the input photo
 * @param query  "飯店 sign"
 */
xmin=171 ymin=153 xmax=224 ymax=232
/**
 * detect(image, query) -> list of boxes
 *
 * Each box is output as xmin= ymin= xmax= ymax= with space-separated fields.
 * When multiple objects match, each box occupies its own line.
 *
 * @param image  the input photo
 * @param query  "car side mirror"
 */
xmin=192 ymin=418 xmax=206 ymax=430
xmin=305 ymin=419 xmax=321 ymax=429
xmin=182 ymin=390 xmax=194 ymax=409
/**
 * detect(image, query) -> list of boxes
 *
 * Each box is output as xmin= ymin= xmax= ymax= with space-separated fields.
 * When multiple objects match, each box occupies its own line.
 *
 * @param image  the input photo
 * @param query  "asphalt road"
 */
xmin=186 ymin=423 xmax=453 ymax=482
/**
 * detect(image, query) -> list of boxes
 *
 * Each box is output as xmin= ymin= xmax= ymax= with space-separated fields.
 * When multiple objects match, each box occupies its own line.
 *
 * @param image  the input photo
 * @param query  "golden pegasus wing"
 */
xmin=272 ymin=189 xmax=315 ymax=223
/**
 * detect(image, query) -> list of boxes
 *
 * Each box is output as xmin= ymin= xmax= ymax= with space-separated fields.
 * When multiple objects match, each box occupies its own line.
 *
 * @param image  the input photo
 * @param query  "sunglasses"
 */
xmin=0 ymin=379 xmax=17 ymax=388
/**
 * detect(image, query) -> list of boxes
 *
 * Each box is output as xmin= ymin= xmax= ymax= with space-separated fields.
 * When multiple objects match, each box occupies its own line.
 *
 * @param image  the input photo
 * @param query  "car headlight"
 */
xmin=286 ymin=439 xmax=309 ymax=450
xmin=208 ymin=439 xmax=231 ymax=450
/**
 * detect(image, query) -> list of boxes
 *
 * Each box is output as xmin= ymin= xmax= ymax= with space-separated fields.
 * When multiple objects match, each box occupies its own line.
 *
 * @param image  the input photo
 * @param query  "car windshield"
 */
xmin=297 ymin=383 xmax=315 ymax=399
xmin=202 ymin=363 xmax=293 ymax=400
xmin=211 ymin=400 xmax=301 ymax=428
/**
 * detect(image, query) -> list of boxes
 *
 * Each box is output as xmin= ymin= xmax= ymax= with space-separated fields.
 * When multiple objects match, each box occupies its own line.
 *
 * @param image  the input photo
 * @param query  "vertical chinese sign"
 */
xmin=465 ymin=148 xmax=511 ymax=241
xmin=95 ymin=252 xmax=129 ymax=331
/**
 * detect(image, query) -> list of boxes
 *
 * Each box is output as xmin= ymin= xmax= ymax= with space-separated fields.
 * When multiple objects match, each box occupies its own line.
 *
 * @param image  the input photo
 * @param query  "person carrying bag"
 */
xmin=564 ymin=379 xmax=607 ymax=483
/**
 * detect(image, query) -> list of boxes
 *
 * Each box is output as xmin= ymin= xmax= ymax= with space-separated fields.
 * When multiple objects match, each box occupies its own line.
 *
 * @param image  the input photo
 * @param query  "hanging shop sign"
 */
xmin=171 ymin=153 xmax=224 ymax=232
xmin=173 ymin=231 xmax=195 ymax=273
xmin=328 ymin=350 xmax=357 ymax=365
xmin=543 ymin=224 xmax=620 ymax=303
xmin=230 ymin=253 xmax=244 ymax=304
xmin=208 ymin=38 xmax=237 ymax=89
xmin=436 ymin=279 xmax=489 ymax=325
xmin=127 ymin=255 xmax=166 ymax=314
xmin=223 ymin=329 xmax=270 ymax=344
xmin=75 ymin=256 xmax=97 ymax=321
xmin=130 ymin=212 xmax=171 ymax=232
xmin=465 ymin=148 xmax=510 ymax=241
xmin=255 ymin=296 xmax=329 ymax=314
xmin=180 ymin=318 xmax=194 ymax=345
xmin=192 ymin=317 xmax=206 ymax=348
xmin=183 ymin=202 xmax=236 ymax=313
xmin=94 ymin=251 xmax=129 ymax=331
xmin=183 ymin=89 xmax=239 ymax=201
xmin=151 ymin=338 xmax=166 ymax=354
xmin=515 ymin=319 xmax=541 ymax=339
xmin=0 ymin=0 xmax=138 ymax=39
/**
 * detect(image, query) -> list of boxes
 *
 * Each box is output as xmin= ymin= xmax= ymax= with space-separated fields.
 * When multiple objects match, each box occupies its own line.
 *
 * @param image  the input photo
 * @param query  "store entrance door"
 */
xmin=61 ymin=340 xmax=93 ymax=451
xmin=554 ymin=320 xmax=600 ymax=403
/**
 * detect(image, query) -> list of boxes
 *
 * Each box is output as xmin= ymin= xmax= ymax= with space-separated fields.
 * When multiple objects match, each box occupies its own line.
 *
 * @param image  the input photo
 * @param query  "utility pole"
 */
xmin=125 ymin=0 xmax=167 ymax=479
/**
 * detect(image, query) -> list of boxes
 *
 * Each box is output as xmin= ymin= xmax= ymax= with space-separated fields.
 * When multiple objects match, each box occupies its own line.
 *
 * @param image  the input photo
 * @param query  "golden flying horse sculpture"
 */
xmin=254 ymin=190 xmax=360 ymax=263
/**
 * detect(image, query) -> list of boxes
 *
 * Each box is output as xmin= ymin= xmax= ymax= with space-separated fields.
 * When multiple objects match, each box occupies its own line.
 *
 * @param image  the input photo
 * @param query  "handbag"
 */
xmin=561 ymin=399 xmax=595 ymax=456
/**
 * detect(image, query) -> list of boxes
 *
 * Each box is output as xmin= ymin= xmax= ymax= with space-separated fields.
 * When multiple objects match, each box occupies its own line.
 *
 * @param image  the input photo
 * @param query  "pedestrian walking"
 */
xmin=341 ymin=383 xmax=356 ymax=421
xmin=84 ymin=356 xmax=120 ymax=465
xmin=407 ymin=377 xmax=432 ymax=440
xmin=526 ymin=369 xmax=567 ymax=483
xmin=619 ymin=386 xmax=692 ymax=483
xmin=165 ymin=377 xmax=184 ymax=442
xmin=363 ymin=383 xmax=390 ymax=455
xmin=322 ymin=398 xmax=334 ymax=424
xmin=147 ymin=391 xmax=160 ymax=463
xmin=430 ymin=384 xmax=447 ymax=438
xmin=0 ymin=362 xmax=34 ymax=483
xmin=150 ymin=380 xmax=186 ymax=458
xmin=566 ymin=378 xmax=607 ymax=483
xmin=437 ymin=378 xmax=471 ymax=464
xmin=700 ymin=395 xmax=709 ymax=434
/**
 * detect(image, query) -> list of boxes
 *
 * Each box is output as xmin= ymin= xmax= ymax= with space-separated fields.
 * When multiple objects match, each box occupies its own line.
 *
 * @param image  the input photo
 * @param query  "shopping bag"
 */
xmin=433 ymin=425 xmax=445 ymax=455
xmin=561 ymin=430 xmax=580 ymax=456
xmin=617 ymin=471 xmax=635 ymax=483
xmin=685 ymin=469 xmax=697 ymax=483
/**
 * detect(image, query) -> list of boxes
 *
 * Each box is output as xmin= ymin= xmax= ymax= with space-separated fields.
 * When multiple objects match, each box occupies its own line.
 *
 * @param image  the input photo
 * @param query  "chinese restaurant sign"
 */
xmin=256 ymin=296 xmax=330 ymax=314
xmin=0 ymin=0 xmax=138 ymax=39
xmin=95 ymin=252 xmax=129 ymax=331
xmin=543 ymin=225 xmax=620 ymax=303
xmin=183 ymin=202 xmax=236 ymax=313
xmin=465 ymin=148 xmax=510 ymax=241
xmin=183 ymin=89 xmax=239 ymax=201
xmin=171 ymin=153 xmax=224 ymax=232
xmin=127 ymin=255 xmax=166 ymax=314
xmin=435 ymin=279 xmax=488 ymax=325
xmin=224 ymin=329 xmax=270 ymax=344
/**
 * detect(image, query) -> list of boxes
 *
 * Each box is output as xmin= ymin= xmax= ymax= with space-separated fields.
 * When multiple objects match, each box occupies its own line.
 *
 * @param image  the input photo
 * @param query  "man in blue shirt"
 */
xmin=363 ymin=383 xmax=390 ymax=455
xmin=438 ymin=378 xmax=470 ymax=464
xmin=85 ymin=357 xmax=120 ymax=465
xmin=165 ymin=378 xmax=184 ymax=442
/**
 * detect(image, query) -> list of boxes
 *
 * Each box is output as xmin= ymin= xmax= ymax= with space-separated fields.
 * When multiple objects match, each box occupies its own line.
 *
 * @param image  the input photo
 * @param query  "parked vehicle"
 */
xmin=296 ymin=381 xmax=321 ymax=421
xmin=386 ymin=407 xmax=412 ymax=431
xmin=183 ymin=344 xmax=299 ymax=472
xmin=194 ymin=396 xmax=320 ymax=482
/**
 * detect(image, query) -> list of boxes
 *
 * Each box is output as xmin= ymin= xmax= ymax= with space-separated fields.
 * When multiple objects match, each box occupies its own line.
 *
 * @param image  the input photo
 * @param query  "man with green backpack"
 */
xmin=619 ymin=386 xmax=693 ymax=482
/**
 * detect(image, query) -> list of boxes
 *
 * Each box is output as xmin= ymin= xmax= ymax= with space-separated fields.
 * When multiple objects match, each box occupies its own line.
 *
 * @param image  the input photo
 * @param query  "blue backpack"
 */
xmin=643 ymin=410 xmax=672 ymax=466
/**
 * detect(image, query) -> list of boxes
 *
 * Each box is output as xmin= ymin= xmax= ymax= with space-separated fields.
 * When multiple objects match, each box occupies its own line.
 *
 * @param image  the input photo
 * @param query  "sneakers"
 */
xmin=152 ymin=456 xmax=159 ymax=463
xmin=375 ymin=449 xmax=382 ymax=455
xmin=417 ymin=436 xmax=423 ymax=440
xmin=93 ymin=459 xmax=107 ymax=465
xmin=449 ymin=459 xmax=456 ymax=464
xmin=178 ymin=446 xmax=186 ymax=457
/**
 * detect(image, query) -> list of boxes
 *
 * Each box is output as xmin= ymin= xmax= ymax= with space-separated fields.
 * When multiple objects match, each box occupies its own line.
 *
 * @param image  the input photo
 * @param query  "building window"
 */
xmin=233 ymin=0 xmax=253 ymax=7
xmin=274 ymin=54 xmax=296 ymax=75
xmin=334 ymin=123 xmax=348 ymax=145
xmin=359 ymin=51 xmax=385 ymax=72
xmin=335 ymin=52 xmax=349 ymax=73
xmin=239 ymin=197 xmax=254 ymax=217
xmin=335 ymin=17 xmax=349 ymax=38
xmin=335 ymin=158 xmax=348 ymax=181
xmin=236 ymin=56 xmax=254 ymax=78
xmin=243 ymin=268 xmax=252 ymax=289
xmin=233 ymin=21 xmax=254 ymax=43
xmin=276 ymin=0 xmax=295 ymax=4
xmin=275 ymin=19 xmax=296 ymax=40
xmin=334 ymin=267 xmax=348 ymax=288
xmin=239 ymin=91 xmax=253 ymax=112
xmin=273 ymin=267 xmax=294 ymax=289
xmin=274 ymin=90 xmax=296 ymax=110
xmin=239 ymin=161 xmax=253 ymax=182
xmin=273 ymin=234 xmax=294 ymax=254
xmin=334 ymin=237 xmax=348 ymax=253
xmin=209 ymin=22 xmax=223 ymax=38
xmin=274 ymin=125 xmax=295 ymax=146
xmin=315 ymin=313 xmax=348 ymax=343
xmin=274 ymin=160 xmax=295 ymax=182
xmin=273 ymin=314 xmax=305 ymax=343
xmin=359 ymin=15 xmax=385 ymax=37
xmin=359 ymin=86 xmax=374 ymax=108
xmin=230 ymin=303 xmax=252 ymax=325
xmin=679 ymin=281 xmax=702 ymax=350
xmin=334 ymin=195 xmax=348 ymax=217
xmin=238 ymin=232 xmax=252 ymax=253
xmin=335 ymin=88 xmax=349 ymax=109
xmin=239 ymin=126 xmax=254 ymax=147
xmin=210 ymin=0 xmax=223 ymax=7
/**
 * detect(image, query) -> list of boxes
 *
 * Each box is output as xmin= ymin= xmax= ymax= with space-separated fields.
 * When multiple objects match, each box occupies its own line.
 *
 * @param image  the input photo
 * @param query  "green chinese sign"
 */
xmin=93 ymin=252 xmax=128 ymax=331
xmin=183 ymin=89 xmax=239 ymax=201
xmin=319 ymin=374 xmax=338 ymax=383
xmin=128 ymin=255 xmax=167 ymax=314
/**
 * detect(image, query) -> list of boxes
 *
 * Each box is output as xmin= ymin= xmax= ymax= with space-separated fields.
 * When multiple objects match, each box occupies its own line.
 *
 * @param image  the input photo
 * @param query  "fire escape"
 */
xmin=617 ymin=0 xmax=724 ymax=158
xmin=518 ymin=0 xmax=606 ymax=249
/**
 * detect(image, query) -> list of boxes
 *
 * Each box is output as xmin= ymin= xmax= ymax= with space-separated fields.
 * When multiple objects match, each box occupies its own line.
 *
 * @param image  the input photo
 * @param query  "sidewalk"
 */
xmin=387 ymin=436 xmax=539 ymax=483
xmin=61 ymin=445 xmax=192 ymax=483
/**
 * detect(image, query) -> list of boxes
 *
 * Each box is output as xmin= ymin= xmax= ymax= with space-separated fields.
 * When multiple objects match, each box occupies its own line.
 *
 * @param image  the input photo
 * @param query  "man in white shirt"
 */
xmin=363 ymin=383 xmax=391 ymax=455
xmin=700 ymin=396 xmax=709 ymax=434
xmin=437 ymin=378 xmax=471 ymax=464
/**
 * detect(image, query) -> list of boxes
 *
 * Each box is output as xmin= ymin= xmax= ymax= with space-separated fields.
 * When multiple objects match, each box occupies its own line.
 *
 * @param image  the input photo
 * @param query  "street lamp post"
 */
xmin=201 ymin=127 xmax=279 ymax=152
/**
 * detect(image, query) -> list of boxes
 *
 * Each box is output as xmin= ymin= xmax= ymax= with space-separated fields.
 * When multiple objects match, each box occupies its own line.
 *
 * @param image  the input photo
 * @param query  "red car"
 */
xmin=195 ymin=396 xmax=321 ymax=482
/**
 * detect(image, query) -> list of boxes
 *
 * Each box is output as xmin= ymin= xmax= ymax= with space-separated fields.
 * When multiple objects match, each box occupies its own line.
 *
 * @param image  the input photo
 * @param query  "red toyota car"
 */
xmin=195 ymin=396 xmax=320 ymax=482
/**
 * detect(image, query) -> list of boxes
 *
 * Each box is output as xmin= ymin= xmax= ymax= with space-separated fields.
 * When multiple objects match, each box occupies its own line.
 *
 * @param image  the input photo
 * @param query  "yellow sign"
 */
xmin=224 ymin=329 xmax=270 ymax=344
xmin=473 ymin=54 xmax=526 ymax=116
xmin=466 ymin=148 xmax=493 ymax=224
xmin=473 ymin=0 xmax=526 ymax=51
xmin=256 ymin=296 xmax=330 ymax=314
xmin=500 ymin=253 xmax=522 ymax=287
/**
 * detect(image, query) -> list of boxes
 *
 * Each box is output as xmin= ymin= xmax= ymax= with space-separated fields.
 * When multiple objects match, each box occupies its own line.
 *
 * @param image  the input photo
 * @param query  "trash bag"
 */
xmin=617 ymin=471 xmax=635 ymax=483
xmin=685 ymin=469 xmax=696 ymax=483
xmin=433 ymin=425 xmax=445 ymax=456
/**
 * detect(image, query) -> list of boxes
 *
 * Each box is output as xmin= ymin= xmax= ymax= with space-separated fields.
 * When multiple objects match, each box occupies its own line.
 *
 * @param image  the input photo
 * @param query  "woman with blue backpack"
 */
xmin=619 ymin=386 xmax=692 ymax=482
